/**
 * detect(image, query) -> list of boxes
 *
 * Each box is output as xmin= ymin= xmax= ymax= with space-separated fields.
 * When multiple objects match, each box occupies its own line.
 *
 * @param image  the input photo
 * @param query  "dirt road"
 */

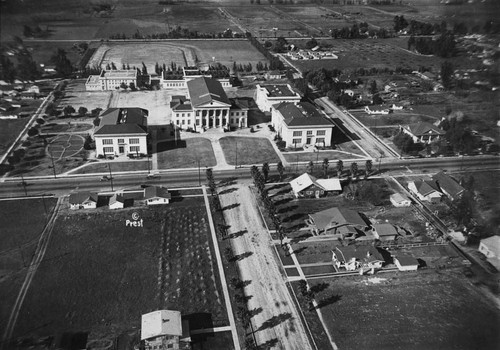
xmin=218 ymin=184 xmax=313 ymax=350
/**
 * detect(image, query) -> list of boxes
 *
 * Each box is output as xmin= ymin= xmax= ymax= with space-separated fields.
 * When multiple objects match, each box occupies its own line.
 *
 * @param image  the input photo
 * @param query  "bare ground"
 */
xmin=218 ymin=184 xmax=312 ymax=350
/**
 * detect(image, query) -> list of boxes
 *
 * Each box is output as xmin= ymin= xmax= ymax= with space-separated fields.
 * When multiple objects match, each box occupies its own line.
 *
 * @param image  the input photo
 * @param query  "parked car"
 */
xmin=100 ymin=175 xmax=112 ymax=181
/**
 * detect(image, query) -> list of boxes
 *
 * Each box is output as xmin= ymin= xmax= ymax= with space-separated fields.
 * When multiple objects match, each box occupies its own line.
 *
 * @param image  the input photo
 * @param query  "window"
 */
xmin=196 ymin=111 xmax=200 ymax=116
xmin=187 ymin=119 xmax=191 ymax=125
xmin=176 ymin=120 xmax=180 ymax=125
xmin=130 ymin=146 xmax=140 ymax=153
xmin=316 ymin=137 xmax=325 ymax=143
xmin=129 ymin=138 xmax=140 ymax=144
xmin=118 ymin=138 xmax=124 ymax=144
xmin=293 ymin=131 xmax=302 ymax=137
xmin=293 ymin=138 xmax=301 ymax=144
xmin=182 ymin=113 xmax=185 ymax=117
xmin=103 ymin=139 xmax=113 ymax=145
xmin=103 ymin=147 xmax=114 ymax=153
xmin=196 ymin=119 xmax=200 ymax=125
xmin=317 ymin=130 xmax=326 ymax=136
xmin=307 ymin=130 xmax=313 ymax=135
xmin=182 ymin=119 xmax=185 ymax=124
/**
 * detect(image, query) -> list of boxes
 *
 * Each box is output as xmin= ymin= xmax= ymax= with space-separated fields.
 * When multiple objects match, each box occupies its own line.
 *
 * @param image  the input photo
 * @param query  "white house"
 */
xmin=364 ymin=106 xmax=390 ymax=115
xmin=69 ymin=191 xmax=98 ymax=210
xmin=144 ymin=186 xmax=171 ymax=205
xmin=255 ymin=84 xmax=301 ymax=113
xmin=141 ymin=310 xmax=190 ymax=350
xmin=479 ymin=236 xmax=500 ymax=270
xmin=289 ymin=173 xmax=341 ymax=198
xmin=272 ymin=102 xmax=335 ymax=148
xmin=170 ymin=77 xmax=247 ymax=131
xmin=394 ymin=255 xmax=419 ymax=271
xmin=332 ymin=246 xmax=385 ymax=272
xmin=85 ymin=70 xmax=138 ymax=91
xmin=408 ymin=179 xmax=443 ymax=203
xmin=390 ymin=193 xmax=411 ymax=207
xmin=94 ymin=108 xmax=148 ymax=157
xmin=108 ymin=193 xmax=125 ymax=209
xmin=400 ymin=122 xmax=445 ymax=144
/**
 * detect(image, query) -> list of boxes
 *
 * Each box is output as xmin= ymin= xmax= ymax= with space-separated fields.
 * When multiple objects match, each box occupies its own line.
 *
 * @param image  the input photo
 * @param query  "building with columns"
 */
xmin=171 ymin=77 xmax=248 ymax=131
xmin=94 ymin=108 xmax=148 ymax=157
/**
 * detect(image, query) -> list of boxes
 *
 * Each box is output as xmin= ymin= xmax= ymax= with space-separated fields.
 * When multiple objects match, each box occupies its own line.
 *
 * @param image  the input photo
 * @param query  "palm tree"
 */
xmin=322 ymin=158 xmax=329 ymax=178
xmin=337 ymin=160 xmax=343 ymax=177
xmin=350 ymin=162 xmax=358 ymax=179
xmin=365 ymin=159 xmax=373 ymax=179
xmin=262 ymin=162 xmax=270 ymax=182
xmin=277 ymin=161 xmax=284 ymax=182
xmin=306 ymin=161 xmax=314 ymax=174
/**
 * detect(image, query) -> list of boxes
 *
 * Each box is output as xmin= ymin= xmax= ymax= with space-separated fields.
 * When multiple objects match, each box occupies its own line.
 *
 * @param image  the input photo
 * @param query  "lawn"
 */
xmin=71 ymin=160 xmax=152 ymax=174
xmin=0 ymin=118 xmax=30 ymax=157
xmin=0 ymin=198 xmax=57 ymax=337
xmin=40 ymin=122 xmax=92 ymax=134
xmin=219 ymin=136 xmax=280 ymax=165
xmin=12 ymin=197 xmax=229 ymax=347
xmin=157 ymin=138 xmax=217 ymax=169
xmin=306 ymin=270 xmax=500 ymax=350
xmin=283 ymin=150 xmax=365 ymax=164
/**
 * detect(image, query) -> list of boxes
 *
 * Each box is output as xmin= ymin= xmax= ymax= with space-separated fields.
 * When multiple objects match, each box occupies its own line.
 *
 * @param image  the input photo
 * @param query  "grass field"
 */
xmin=306 ymin=270 xmax=500 ymax=350
xmin=283 ymin=150 xmax=366 ymax=164
xmin=58 ymin=79 xmax=112 ymax=112
xmin=157 ymin=137 xmax=217 ymax=169
xmin=40 ymin=122 xmax=92 ymax=134
xmin=0 ymin=198 xmax=57 ymax=337
xmin=0 ymin=118 xmax=30 ymax=157
xmin=13 ymin=197 xmax=229 ymax=346
xmin=71 ymin=160 xmax=151 ymax=174
xmin=219 ymin=136 xmax=280 ymax=165
xmin=47 ymin=134 xmax=85 ymax=160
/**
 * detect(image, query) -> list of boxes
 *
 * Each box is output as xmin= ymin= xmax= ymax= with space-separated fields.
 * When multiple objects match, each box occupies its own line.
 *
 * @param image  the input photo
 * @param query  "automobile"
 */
xmin=146 ymin=173 xmax=160 ymax=180
xmin=99 ymin=175 xmax=112 ymax=181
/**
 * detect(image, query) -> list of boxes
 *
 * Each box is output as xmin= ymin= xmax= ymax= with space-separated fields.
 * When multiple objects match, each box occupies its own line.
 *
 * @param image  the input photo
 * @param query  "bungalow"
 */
xmin=289 ymin=173 xmax=341 ymax=198
xmin=394 ymin=255 xmax=419 ymax=271
xmin=408 ymin=179 xmax=443 ymax=203
xmin=109 ymin=193 xmax=125 ymax=209
xmin=432 ymin=171 xmax=465 ymax=201
xmin=141 ymin=310 xmax=191 ymax=350
xmin=400 ymin=122 xmax=445 ymax=144
xmin=144 ymin=186 xmax=171 ymax=205
xmin=478 ymin=236 xmax=500 ymax=270
xmin=69 ymin=191 xmax=98 ymax=210
xmin=306 ymin=207 xmax=370 ymax=238
xmin=372 ymin=223 xmax=398 ymax=241
xmin=332 ymin=246 xmax=386 ymax=272
xmin=390 ymin=193 xmax=411 ymax=207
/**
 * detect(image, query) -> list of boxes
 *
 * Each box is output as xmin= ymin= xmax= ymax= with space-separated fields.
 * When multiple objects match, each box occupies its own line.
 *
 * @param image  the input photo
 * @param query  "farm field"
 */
xmin=157 ymin=138 xmax=217 ymax=169
xmin=219 ymin=136 xmax=280 ymax=165
xmin=304 ymin=270 xmax=500 ymax=350
xmin=12 ymin=197 xmax=230 ymax=348
xmin=0 ymin=198 xmax=57 ymax=337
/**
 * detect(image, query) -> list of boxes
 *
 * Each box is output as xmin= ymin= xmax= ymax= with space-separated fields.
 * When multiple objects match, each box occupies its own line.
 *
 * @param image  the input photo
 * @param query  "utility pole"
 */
xmin=197 ymin=159 xmax=201 ymax=186
xmin=20 ymin=174 xmax=27 ymax=196
xmin=108 ymin=163 xmax=114 ymax=191
xmin=50 ymin=156 xmax=57 ymax=178
xmin=235 ymin=139 xmax=238 ymax=169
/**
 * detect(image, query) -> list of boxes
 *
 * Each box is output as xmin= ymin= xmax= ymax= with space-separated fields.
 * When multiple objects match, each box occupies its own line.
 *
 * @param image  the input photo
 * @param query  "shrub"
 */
xmin=36 ymin=118 xmax=45 ymax=125
xmin=27 ymin=127 xmax=39 ymax=137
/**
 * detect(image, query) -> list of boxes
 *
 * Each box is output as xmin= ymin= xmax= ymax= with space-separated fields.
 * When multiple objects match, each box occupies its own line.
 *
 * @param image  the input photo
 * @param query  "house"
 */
xmin=372 ymin=223 xmax=398 ymax=241
xmin=109 ymin=193 xmax=125 ymax=209
xmin=94 ymin=108 xmax=148 ymax=157
xmin=69 ymin=191 xmax=98 ymax=210
xmin=332 ymin=246 xmax=386 ymax=272
xmin=364 ymin=106 xmax=390 ymax=115
xmin=144 ymin=186 xmax=171 ymax=205
xmin=390 ymin=193 xmax=411 ymax=207
xmin=394 ymin=255 xmax=419 ymax=271
xmin=400 ymin=122 xmax=445 ymax=144
xmin=141 ymin=310 xmax=190 ymax=350
xmin=408 ymin=179 xmax=443 ymax=203
xmin=86 ymin=70 xmax=138 ymax=91
xmin=306 ymin=207 xmax=370 ymax=238
xmin=170 ymin=77 xmax=246 ymax=131
xmin=272 ymin=102 xmax=335 ymax=148
xmin=289 ymin=173 xmax=341 ymax=198
xmin=478 ymin=236 xmax=500 ymax=270
xmin=265 ymin=70 xmax=283 ymax=80
xmin=255 ymin=84 xmax=301 ymax=113
xmin=432 ymin=171 xmax=465 ymax=201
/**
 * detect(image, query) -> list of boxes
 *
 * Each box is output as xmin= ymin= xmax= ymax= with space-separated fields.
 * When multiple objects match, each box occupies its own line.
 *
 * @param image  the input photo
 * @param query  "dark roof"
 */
xmin=230 ymin=98 xmax=250 ymax=110
xmin=405 ymin=122 xmax=445 ymax=137
xmin=144 ymin=186 xmax=171 ymax=200
xmin=335 ymin=246 xmax=384 ymax=264
xmin=109 ymin=193 xmax=125 ymax=205
xmin=187 ymin=77 xmax=230 ymax=107
xmin=432 ymin=171 xmax=464 ymax=200
xmin=95 ymin=108 xmax=148 ymax=135
xmin=413 ymin=179 xmax=441 ymax=196
xmin=261 ymin=84 xmax=297 ymax=97
xmin=373 ymin=223 xmax=398 ymax=237
xmin=310 ymin=207 xmax=369 ymax=231
xmin=275 ymin=102 xmax=334 ymax=127
xmin=395 ymin=255 xmax=419 ymax=266
xmin=69 ymin=191 xmax=98 ymax=205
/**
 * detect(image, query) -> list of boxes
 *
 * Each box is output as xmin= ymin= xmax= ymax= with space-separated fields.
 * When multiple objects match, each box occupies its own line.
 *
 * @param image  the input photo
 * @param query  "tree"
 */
xmin=369 ymin=80 xmax=378 ymax=95
xmin=365 ymin=160 xmax=373 ymax=178
xmin=262 ymin=162 xmax=270 ymax=182
xmin=120 ymin=82 xmax=128 ymax=90
xmin=93 ymin=117 xmax=100 ymax=127
xmin=440 ymin=61 xmax=453 ymax=90
xmin=322 ymin=158 xmax=329 ymax=178
xmin=336 ymin=160 xmax=343 ymax=177
xmin=0 ymin=55 xmax=16 ymax=83
xmin=23 ymin=25 xmax=33 ymax=37
xmin=50 ymin=48 xmax=73 ymax=77
xmin=63 ymin=105 xmax=75 ymax=117
xmin=273 ymin=36 xmax=288 ymax=53
xmin=91 ymin=107 xmax=102 ymax=117
xmin=393 ymin=132 xmax=416 ymax=154
xmin=306 ymin=161 xmax=314 ymax=174
xmin=17 ymin=52 xmax=40 ymax=81
xmin=141 ymin=61 xmax=148 ymax=75
xmin=27 ymin=127 xmax=39 ymax=137
xmin=277 ymin=161 xmax=284 ymax=182
xmin=78 ymin=106 xmax=88 ymax=117
xmin=206 ymin=168 xmax=216 ymax=194
xmin=350 ymin=162 xmax=358 ymax=179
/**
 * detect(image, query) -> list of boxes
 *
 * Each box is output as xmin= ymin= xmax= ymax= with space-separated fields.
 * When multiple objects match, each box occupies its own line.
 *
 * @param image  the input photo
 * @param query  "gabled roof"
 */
xmin=309 ymin=207 xmax=369 ymax=231
xmin=390 ymin=192 xmax=409 ymax=203
xmin=335 ymin=246 xmax=384 ymax=264
xmin=412 ymin=179 xmax=441 ymax=197
xmin=373 ymin=223 xmax=398 ymax=237
xmin=395 ymin=255 xmax=419 ymax=266
xmin=144 ymin=186 xmax=171 ymax=200
xmin=69 ymin=191 xmax=98 ymax=205
xmin=275 ymin=102 xmax=334 ymax=127
xmin=480 ymin=236 xmax=500 ymax=257
xmin=315 ymin=178 xmax=342 ymax=191
xmin=109 ymin=193 xmax=125 ymax=205
xmin=187 ymin=77 xmax=230 ymax=107
xmin=404 ymin=122 xmax=445 ymax=137
xmin=432 ymin=171 xmax=465 ymax=200
xmin=95 ymin=108 xmax=148 ymax=135
xmin=230 ymin=98 xmax=250 ymax=110
xmin=141 ymin=310 xmax=182 ymax=340
xmin=290 ymin=173 xmax=318 ymax=194
xmin=94 ymin=124 xmax=148 ymax=135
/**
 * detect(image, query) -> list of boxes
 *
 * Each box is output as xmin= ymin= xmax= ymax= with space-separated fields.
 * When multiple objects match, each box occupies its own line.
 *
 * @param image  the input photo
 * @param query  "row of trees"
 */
xmin=248 ymin=35 xmax=285 ymax=70
xmin=304 ymin=159 xmax=373 ymax=180
xmin=108 ymin=25 xmax=248 ymax=40
xmin=330 ymin=24 xmax=390 ymax=40
xmin=407 ymin=33 xmax=457 ymax=58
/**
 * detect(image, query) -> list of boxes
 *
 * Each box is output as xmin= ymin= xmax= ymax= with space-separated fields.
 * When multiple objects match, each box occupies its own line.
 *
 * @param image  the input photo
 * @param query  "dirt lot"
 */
xmin=12 ymin=197 xmax=229 ymax=346
xmin=304 ymin=270 xmax=500 ymax=350
xmin=219 ymin=136 xmax=280 ymax=166
xmin=157 ymin=138 xmax=217 ymax=169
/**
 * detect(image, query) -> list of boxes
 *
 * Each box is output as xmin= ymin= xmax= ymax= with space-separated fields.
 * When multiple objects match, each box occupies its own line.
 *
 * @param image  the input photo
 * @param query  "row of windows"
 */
xmin=103 ymin=146 xmax=141 ymax=153
xmin=175 ymin=118 xmax=245 ymax=126
xmin=102 ymin=138 xmax=140 ymax=145
xmin=292 ymin=137 xmax=325 ymax=144
xmin=176 ymin=113 xmax=192 ymax=118
xmin=292 ymin=130 xmax=327 ymax=137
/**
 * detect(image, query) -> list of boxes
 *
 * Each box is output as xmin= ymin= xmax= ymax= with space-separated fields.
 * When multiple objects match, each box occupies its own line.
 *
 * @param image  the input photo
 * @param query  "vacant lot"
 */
xmin=0 ymin=198 xmax=57 ymax=337
xmin=157 ymin=138 xmax=217 ymax=169
xmin=305 ymin=270 xmax=500 ymax=350
xmin=219 ymin=136 xmax=280 ymax=166
xmin=59 ymin=79 xmax=112 ymax=112
xmin=0 ymin=118 xmax=30 ymax=157
xmin=13 ymin=197 xmax=229 ymax=346
xmin=113 ymin=89 xmax=172 ymax=125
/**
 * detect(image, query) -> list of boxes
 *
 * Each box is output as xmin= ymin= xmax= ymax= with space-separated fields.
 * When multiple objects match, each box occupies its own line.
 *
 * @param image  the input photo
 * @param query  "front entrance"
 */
xmin=306 ymin=137 xmax=312 ymax=145
xmin=119 ymin=146 xmax=124 ymax=154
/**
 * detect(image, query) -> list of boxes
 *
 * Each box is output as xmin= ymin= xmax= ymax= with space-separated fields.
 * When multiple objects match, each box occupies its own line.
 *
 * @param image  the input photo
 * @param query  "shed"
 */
xmin=394 ymin=255 xmax=419 ymax=271
xmin=390 ymin=193 xmax=411 ymax=207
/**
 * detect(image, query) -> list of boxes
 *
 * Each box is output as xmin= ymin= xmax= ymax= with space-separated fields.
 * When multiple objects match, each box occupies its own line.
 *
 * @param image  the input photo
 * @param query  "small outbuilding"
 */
xmin=390 ymin=193 xmax=411 ymax=207
xmin=394 ymin=255 xmax=419 ymax=271
xmin=479 ymin=236 xmax=500 ymax=270
xmin=69 ymin=191 xmax=98 ymax=210
xmin=372 ymin=223 xmax=398 ymax=241
xmin=109 ymin=193 xmax=126 ymax=210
